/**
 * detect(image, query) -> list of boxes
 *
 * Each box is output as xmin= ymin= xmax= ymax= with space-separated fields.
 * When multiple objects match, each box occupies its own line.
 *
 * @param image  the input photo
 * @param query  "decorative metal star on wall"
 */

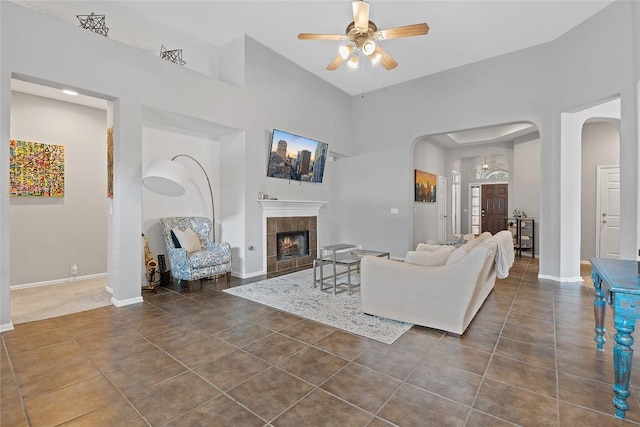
xmin=160 ymin=45 xmax=186 ymax=66
xmin=76 ymin=13 xmax=109 ymax=37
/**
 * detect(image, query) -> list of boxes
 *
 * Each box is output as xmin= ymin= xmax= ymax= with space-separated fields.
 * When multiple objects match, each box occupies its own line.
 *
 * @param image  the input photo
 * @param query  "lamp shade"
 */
xmin=142 ymin=159 xmax=189 ymax=197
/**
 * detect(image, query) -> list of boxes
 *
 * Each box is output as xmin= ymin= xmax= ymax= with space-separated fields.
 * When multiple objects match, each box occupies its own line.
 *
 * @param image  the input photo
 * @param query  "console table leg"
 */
xmin=612 ymin=317 xmax=635 ymax=419
xmin=592 ymin=272 xmax=606 ymax=350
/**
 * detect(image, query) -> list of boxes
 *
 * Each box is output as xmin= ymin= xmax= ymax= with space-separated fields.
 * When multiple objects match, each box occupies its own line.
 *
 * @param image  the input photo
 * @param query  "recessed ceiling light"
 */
xmin=62 ymin=89 xmax=78 ymax=96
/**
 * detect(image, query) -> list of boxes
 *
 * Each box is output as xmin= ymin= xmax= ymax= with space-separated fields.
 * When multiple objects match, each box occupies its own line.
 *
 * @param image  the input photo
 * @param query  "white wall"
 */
xmin=236 ymin=37 xmax=352 ymax=276
xmin=513 ymin=138 xmax=541 ymax=255
xmin=10 ymin=91 xmax=108 ymax=285
xmin=581 ymin=121 xmax=620 ymax=260
xmin=513 ymin=139 xmax=540 ymax=220
xmin=412 ymin=140 xmax=446 ymax=247
xmin=12 ymin=0 xmax=221 ymax=78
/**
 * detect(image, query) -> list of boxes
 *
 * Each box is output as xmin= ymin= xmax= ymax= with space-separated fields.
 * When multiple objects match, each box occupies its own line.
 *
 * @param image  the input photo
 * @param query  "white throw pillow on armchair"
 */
xmin=172 ymin=227 xmax=202 ymax=253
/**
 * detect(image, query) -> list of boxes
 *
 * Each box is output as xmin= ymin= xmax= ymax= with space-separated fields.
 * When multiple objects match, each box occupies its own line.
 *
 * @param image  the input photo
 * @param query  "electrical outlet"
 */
xmin=71 ymin=265 xmax=77 ymax=275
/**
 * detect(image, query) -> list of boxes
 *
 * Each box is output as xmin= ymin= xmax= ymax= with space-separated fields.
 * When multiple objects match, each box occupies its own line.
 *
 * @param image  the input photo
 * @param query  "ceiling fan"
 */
xmin=297 ymin=0 xmax=429 ymax=71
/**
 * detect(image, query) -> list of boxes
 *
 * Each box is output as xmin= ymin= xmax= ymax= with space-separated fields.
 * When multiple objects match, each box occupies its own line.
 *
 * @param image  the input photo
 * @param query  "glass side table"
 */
xmin=313 ymin=244 xmax=389 ymax=295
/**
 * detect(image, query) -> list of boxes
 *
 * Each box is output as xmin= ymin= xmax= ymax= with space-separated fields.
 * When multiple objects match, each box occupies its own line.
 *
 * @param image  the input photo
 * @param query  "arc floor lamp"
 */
xmin=142 ymin=154 xmax=216 ymax=241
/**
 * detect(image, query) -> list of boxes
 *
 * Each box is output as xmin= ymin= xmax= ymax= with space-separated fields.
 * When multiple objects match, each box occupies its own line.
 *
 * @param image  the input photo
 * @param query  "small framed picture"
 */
xmin=414 ymin=169 xmax=437 ymax=202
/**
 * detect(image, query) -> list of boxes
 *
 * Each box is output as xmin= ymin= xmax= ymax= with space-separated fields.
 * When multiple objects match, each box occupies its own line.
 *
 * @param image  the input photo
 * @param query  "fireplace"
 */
xmin=277 ymin=230 xmax=310 ymax=261
xmin=266 ymin=215 xmax=317 ymax=276
xmin=259 ymin=199 xmax=326 ymax=276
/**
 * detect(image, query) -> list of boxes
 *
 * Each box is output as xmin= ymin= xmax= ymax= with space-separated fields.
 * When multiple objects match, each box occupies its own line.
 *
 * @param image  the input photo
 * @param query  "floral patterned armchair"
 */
xmin=160 ymin=216 xmax=232 ymax=291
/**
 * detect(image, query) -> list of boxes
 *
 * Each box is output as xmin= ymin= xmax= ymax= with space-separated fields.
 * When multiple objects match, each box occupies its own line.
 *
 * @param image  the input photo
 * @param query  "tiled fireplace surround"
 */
xmin=260 ymin=200 xmax=326 ymax=276
xmin=266 ymin=216 xmax=317 ymax=275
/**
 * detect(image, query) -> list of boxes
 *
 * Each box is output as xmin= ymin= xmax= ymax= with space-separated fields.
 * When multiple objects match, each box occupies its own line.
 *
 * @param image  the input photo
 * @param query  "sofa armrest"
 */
xmin=204 ymin=241 xmax=231 ymax=254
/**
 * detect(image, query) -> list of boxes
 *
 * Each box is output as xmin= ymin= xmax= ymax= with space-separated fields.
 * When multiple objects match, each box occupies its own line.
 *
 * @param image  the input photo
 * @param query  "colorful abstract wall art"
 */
xmin=9 ymin=140 xmax=65 ymax=197
xmin=107 ymin=127 xmax=114 ymax=198
xmin=414 ymin=169 xmax=437 ymax=202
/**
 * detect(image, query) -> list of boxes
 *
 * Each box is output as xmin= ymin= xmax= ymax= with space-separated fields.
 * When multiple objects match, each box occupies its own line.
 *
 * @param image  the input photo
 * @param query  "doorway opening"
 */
xmin=413 ymin=121 xmax=538 ymax=248
xmin=9 ymin=78 xmax=111 ymax=324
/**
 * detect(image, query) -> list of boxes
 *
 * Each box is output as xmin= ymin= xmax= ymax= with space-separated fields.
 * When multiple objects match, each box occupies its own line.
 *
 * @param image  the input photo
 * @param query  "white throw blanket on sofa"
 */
xmin=489 ymin=230 xmax=515 ymax=279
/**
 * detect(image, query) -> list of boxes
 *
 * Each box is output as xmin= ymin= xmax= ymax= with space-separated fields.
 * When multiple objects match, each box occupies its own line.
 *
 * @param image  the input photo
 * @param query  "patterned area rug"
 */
xmin=223 ymin=268 xmax=412 ymax=344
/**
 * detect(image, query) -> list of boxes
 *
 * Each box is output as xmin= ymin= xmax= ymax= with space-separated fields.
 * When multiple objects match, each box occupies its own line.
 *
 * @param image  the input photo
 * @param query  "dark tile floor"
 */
xmin=2 ymin=258 xmax=640 ymax=426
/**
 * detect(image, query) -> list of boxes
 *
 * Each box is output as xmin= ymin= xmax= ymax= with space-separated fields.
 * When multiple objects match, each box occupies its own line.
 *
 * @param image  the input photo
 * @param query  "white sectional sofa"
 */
xmin=360 ymin=231 xmax=513 ymax=336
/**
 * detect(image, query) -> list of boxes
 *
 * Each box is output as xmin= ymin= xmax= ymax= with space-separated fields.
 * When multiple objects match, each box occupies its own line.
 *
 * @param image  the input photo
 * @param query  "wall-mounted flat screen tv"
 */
xmin=267 ymin=129 xmax=329 ymax=183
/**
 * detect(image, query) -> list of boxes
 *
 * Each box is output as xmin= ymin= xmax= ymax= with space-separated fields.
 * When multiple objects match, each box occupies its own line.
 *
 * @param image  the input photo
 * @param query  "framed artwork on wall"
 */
xmin=9 ymin=139 xmax=65 ymax=197
xmin=414 ymin=169 xmax=437 ymax=202
xmin=107 ymin=127 xmax=114 ymax=198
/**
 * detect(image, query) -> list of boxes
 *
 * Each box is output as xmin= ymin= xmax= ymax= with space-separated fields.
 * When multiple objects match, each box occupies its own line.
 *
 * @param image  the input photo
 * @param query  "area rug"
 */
xmin=223 ymin=268 xmax=412 ymax=344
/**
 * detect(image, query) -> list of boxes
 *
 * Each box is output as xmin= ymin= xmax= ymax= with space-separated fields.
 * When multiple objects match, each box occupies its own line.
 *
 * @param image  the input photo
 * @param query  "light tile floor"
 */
xmin=10 ymin=276 xmax=111 ymax=324
xmin=2 ymin=258 xmax=640 ymax=426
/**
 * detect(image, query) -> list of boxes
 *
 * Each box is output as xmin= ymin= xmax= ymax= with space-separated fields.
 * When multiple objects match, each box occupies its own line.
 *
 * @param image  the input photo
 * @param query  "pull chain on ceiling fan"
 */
xmin=297 ymin=0 xmax=429 ymax=71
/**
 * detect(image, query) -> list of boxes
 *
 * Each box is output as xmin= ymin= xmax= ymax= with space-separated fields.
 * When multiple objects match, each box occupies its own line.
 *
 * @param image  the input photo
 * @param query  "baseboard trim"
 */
xmin=111 ymin=296 xmax=144 ymax=307
xmin=0 ymin=321 xmax=15 ymax=332
xmin=538 ymin=274 xmax=584 ymax=283
xmin=10 ymin=273 xmax=108 ymax=290
xmin=237 ymin=271 xmax=266 ymax=279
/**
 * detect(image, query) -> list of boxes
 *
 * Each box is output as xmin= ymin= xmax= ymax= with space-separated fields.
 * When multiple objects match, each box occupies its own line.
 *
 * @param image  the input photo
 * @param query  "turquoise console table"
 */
xmin=590 ymin=258 xmax=640 ymax=419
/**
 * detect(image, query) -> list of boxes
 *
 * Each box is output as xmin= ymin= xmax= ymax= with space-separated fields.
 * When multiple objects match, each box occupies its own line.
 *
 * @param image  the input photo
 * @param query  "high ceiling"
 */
xmin=14 ymin=0 xmax=615 ymax=96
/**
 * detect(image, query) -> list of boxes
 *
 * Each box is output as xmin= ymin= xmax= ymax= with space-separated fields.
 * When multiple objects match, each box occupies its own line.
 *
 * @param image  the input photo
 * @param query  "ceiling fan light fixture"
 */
xmin=297 ymin=0 xmax=429 ymax=72
xmin=339 ymin=44 xmax=353 ymax=59
xmin=347 ymin=55 xmax=359 ymax=69
xmin=362 ymin=39 xmax=376 ymax=56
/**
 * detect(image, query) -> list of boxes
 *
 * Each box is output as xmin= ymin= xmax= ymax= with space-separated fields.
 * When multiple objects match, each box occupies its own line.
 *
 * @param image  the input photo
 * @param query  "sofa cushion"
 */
xmin=188 ymin=249 xmax=232 ymax=269
xmin=445 ymin=247 xmax=468 ymax=265
xmin=462 ymin=238 xmax=481 ymax=252
xmin=415 ymin=243 xmax=446 ymax=252
xmin=461 ymin=232 xmax=491 ymax=252
xmin=172 ymin=227 xmax=201 ymax=253
xmin=477 ymin=231 xmax=492 ymax=242
xmin=405 ymin=246 xmax=454 ymax=267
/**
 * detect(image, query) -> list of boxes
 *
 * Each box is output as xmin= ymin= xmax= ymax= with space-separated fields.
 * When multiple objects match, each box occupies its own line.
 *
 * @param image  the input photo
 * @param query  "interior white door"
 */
xmin=596 ymin=166 xmax=620 ymax=259
xmin=437 ymin=176 xmax=447 ymax=242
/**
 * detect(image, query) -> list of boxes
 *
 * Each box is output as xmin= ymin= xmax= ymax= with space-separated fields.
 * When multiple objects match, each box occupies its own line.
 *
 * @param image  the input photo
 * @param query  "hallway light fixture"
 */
xmin=142 ymin=154 xmax=216 ymax=241
xmin=482 ymin=157 xmax=489 ymax=170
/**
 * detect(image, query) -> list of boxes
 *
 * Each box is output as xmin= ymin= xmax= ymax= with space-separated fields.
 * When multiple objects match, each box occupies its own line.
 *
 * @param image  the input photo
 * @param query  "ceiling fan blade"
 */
xmin=326 ymin=54 xmax=346 ymax=71
xmin=298 ymin=33 xmax=347 ymax=41
xmin=377 ymin=23 xmax=429 ymax=40
xmin=352 ymin=0 xmax=370 ymax=30
xmin=374 ymin=46 xmax=398 ymax=70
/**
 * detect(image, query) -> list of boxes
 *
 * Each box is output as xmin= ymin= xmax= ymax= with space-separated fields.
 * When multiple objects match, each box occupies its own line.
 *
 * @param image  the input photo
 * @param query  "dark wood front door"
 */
xmin=482 ymin=184 xmax=508 ymax=235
